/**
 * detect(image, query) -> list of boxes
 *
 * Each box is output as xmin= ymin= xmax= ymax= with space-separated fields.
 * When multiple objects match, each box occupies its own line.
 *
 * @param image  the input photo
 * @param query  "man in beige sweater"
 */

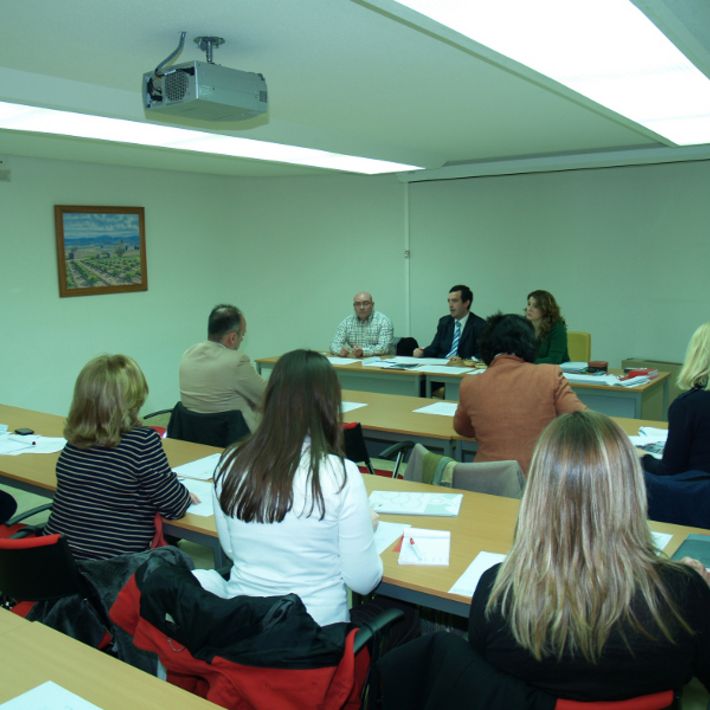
xmin=179 ymin=304 xmax=266 ymax=432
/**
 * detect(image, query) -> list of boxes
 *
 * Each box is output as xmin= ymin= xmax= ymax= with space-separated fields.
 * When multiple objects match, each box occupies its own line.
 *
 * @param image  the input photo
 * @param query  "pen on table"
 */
xmin=409 ymin=536 xmax=423 ymax=560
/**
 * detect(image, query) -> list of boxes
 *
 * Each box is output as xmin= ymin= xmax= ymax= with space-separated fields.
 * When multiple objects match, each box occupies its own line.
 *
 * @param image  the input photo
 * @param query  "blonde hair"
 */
xmin=64 ymin=354 xmax=148 ymax=448
xmin=486 ymin=411 xmax=691 ymax=662
xmin=677 ymin=322 xmax=710 ymax=391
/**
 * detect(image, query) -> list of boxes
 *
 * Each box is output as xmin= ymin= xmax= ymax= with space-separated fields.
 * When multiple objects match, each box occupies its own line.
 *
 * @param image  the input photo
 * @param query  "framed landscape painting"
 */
xmin=54 ymin=205 xmax=147 ymax=297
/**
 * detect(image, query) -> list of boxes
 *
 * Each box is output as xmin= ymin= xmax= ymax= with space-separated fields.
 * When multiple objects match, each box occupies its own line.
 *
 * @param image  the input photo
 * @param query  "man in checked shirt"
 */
xmin=330 ymin=291 xmax=394 ymax=358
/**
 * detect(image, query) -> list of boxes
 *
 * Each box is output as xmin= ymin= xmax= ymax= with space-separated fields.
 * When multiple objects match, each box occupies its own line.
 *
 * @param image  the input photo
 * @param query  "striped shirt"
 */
xmin=329 ymin=311 xmax=394 ymax=356
xmin=45 ymin=427 xmax=191 ymax=560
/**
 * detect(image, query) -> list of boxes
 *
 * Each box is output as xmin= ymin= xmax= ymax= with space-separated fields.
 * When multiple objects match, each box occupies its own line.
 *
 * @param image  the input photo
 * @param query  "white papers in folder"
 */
xmin=449 ymin=550 xmax=506 ymax=598
xmin=369 ymin=490 xmax=462 ymax=516
xmin=398 ymin=528 xmax=450 ymax=566
xmin=561 ymin=361 xmax=589 ymax=373
xmin=563 ymin=372 xmax=619 ymax=386
xmin=629 ymin=426 xmax=668 ymax=459
xmin=173 ymin=453 xmax=221 ymax=480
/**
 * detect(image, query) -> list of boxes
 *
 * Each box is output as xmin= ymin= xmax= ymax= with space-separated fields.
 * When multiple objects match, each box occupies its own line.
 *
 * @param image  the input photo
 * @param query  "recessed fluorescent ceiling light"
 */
xmin=393 ymin=0 xmax=710 ymax=146
xmin=0 ymin=101 xmax=422 ymax=174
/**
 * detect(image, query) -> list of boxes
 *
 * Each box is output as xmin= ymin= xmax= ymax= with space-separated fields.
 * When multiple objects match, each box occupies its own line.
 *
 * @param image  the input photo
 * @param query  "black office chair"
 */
xmin=342 ymin=422 xmax=413 ymax=477
xmin=164 ymin=402 xmax=250 ymax=448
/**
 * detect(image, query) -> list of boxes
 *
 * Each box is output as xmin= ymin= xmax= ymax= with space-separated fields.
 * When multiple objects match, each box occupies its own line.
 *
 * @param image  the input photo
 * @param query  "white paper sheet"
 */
xmin=398 ymin=528 xmax=450 ymax=566
xmin=173 ymin=453 xmax=221 ymax=480
xmin=413 ymin=402 xmax=457 ymax=417
xmin=0 ymin=434 xmax=66 ymax=456
xmin=0 ymin=681 xmax=102 ymax=710
xmin=326 ymin=356 xmax=360 ymax=366
xmin=448 ymin=550 xmax=506 ymax=598
xmin=342 ymin=401 xmax=368 ymax=413
xmin=179 ymin=478 xmax=215 ymax=517
xmin=651 ymin=530 xmax=672 ymax=551
xmin=373 ymin=521 xmax=411 ymax=554
xmin=413 ymin=365 xmax=474 ymax=375
xmin=369 ymin=490 xmax=463 ymax=516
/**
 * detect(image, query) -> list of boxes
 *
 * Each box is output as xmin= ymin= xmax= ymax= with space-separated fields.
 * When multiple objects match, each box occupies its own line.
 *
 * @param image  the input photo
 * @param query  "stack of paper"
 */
xmin=563 ymin=372 xmax=619 ymax=386
xmin=369 ymin=490 xmax=463 ymax=516
xmin=398 ymin=528 xmax=450 ymax=566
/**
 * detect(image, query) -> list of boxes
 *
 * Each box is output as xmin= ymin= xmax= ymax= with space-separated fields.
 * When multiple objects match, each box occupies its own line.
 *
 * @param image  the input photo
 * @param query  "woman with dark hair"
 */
xmin=453 ymin=314 xmax=584 ymax=474
xmin=194 ymin=349 xmax=383 ymax=626
xmin=469 ymin=411 xmax=710 ymax=699
xmin=525 ymin=290 xmax=569 ymax=364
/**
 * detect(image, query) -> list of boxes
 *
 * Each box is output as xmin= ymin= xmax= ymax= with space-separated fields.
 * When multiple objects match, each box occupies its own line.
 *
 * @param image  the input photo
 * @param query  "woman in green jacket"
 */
xmin=526 ymin=290 xmax=569 ymax=364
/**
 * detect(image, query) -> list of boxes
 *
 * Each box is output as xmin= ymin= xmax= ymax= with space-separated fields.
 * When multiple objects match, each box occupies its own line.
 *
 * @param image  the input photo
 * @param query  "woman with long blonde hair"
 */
xmin=468 ymin=411 xmax=710 ymax=700
xmin=644 ymin=321 xmax=710 ymax=475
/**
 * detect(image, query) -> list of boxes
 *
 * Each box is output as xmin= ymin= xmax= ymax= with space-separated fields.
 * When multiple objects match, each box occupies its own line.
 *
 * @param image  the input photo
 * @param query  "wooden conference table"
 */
xmin=257 ymin=356 xmax=670 ymax=420
xmin=0 ymin=609 xmax=220 ymax=709
xmin=0 ymin=403 xmax=702 ymax=619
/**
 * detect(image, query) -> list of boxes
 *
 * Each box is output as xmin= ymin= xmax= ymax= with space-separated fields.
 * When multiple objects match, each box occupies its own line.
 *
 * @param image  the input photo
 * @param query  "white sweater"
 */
xmin=194 ymin=450 xmax=383 ymax=626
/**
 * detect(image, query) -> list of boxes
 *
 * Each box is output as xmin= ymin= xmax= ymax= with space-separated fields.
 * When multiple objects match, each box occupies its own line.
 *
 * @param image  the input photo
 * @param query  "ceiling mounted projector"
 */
xmin=143 ymin=33 xmax=268 ymax=122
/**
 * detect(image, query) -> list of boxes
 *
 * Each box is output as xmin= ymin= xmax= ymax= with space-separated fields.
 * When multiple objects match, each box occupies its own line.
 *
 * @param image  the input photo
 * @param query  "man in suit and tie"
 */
xmin=413 ymin=285 xmax=486 ymax=361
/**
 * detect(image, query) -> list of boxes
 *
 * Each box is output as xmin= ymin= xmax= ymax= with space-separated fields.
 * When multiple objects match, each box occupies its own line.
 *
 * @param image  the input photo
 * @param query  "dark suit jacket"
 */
xmin=422 ymin=312 xmax=486 ymax=359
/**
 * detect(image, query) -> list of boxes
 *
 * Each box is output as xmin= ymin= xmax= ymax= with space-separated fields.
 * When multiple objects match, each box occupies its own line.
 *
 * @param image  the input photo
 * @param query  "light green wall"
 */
xmin=0 ymin=155 xmax=407 ymax=416
xmin=408 ymin=160 xmax=710 ymax=367
xmin=2 ymin=154 xmax=708 ymax=419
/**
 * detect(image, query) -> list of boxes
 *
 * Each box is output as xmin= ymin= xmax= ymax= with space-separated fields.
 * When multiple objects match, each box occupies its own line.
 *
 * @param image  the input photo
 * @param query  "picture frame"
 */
xmin=54 ymin=205 xmax=148 ymax=297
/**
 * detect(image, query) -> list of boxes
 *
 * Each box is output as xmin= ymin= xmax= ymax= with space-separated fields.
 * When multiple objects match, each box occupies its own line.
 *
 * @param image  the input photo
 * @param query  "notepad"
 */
xmin=369 ymin=490 xmax=462 ymax=516
xmin=173 ymin=453 xmax=221 ymax=480
xmin=398 ymin=528 xmax=450 ymax=566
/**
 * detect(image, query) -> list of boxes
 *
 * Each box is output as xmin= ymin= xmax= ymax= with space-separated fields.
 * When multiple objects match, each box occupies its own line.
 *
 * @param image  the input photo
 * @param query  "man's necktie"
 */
xmin=447 ymin=320 xmax=461 ymax=358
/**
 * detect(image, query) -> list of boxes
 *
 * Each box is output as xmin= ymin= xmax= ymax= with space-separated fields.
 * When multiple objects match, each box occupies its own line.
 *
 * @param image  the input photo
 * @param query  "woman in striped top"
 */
xmin=45 ymin=354 xmax=194 ymax=560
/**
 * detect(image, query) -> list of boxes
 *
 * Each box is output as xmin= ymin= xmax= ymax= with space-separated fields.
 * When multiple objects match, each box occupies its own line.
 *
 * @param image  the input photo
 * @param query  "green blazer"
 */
xmin=534 ymin=320 xmax=569 ymax=364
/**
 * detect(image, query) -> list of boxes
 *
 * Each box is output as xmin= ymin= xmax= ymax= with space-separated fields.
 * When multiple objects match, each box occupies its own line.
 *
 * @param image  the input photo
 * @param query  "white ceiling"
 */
xmin=1 ymin=0 xmax=709 ymax=178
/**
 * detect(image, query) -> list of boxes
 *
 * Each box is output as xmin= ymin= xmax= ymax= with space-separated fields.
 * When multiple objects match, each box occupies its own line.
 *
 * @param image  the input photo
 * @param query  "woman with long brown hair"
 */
xmin=525 ymin=289 xmax=569 ymax=364
xmin=194 ymin=349 xmax=383 ymax=626
xmin=469 ymin=411 xmax=710 ymax=699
